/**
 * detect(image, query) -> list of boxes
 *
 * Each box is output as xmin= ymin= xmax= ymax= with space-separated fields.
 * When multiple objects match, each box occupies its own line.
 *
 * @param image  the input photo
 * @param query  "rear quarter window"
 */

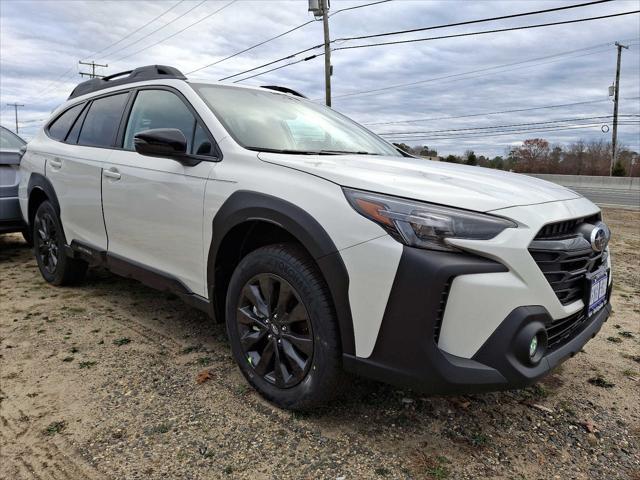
xmin=47 ymin=103 xmax=84 ymax=141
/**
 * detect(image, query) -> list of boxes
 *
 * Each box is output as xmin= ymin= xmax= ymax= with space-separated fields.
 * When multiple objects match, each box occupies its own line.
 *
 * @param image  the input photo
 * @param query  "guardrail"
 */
xmin=528 ymin=174 xmax=640 ymax=190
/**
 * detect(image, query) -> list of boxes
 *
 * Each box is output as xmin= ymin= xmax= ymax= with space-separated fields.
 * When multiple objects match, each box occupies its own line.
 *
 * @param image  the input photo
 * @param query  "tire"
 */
xmin=33 ymin=201 xmax=87 ymax=286
xmin=21 ymin=227 xmax=33 ymax=247
xmin=225 ymin=243 xmax=343 ymax=410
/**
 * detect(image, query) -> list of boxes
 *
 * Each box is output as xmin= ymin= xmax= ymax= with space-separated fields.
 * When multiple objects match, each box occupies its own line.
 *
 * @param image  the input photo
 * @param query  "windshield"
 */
xmin=0 ymin=127 xmax=26 ymax=149
xmin=192 ymin=84 xmax=400 ymax=156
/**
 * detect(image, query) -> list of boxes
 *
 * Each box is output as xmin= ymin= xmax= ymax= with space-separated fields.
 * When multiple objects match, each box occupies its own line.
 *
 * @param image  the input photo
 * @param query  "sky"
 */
xmin=0 ymin=0 xmax=639 ymax=157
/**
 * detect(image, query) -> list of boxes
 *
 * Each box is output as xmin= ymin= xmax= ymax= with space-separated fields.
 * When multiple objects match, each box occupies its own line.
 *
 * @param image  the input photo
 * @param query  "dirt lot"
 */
xmin=1 ymin=207 xmax=638 ymax=480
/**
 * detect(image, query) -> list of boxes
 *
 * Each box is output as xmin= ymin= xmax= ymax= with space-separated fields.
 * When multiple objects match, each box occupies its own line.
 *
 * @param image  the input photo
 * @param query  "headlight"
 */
xmin=344 ymin=188 xmax=517 ymax=252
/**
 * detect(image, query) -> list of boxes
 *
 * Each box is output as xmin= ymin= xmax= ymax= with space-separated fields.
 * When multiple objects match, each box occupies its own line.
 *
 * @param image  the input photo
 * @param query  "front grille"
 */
xmin=529 ymin=217 xmax=607 ymax=306
xmin=433 ymin=279 xmax=452 ymax=343
xmin=546 ymin=310 xmax=590 ymax=351
xmin=535 ymin=214 xmax=600 ymax=240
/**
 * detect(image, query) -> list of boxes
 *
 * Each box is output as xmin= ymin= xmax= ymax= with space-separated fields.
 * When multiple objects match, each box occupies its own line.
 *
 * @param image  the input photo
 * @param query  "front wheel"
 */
xmin=33 ymin=201 xmax=87 ymax=285
xmin=225 ymin=244 xmax=343 ymax=410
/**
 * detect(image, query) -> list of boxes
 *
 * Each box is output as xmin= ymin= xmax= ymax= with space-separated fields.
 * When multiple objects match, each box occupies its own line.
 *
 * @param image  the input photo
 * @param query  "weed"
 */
xmin=471 ymin=432 xmax=489 ymax=447
xmin=182 ymin=345 xmax=201 ymax=354
xmin=619 ymin=331 xmax=635 ymax=338
xmin=149 ymin=423 xmax=171 ymax=434
xmin=607 ymin=336 xmax=623 ymax=343
xmin=222 ymin=465 xmax=233 ymax=475
xmin=197 ymin=356 xmax=212 ymax=366
xmin=62 ymin=356 xmax=74 ymax=362
xmin=622 ymin=369 xmax=638 ymax=377
xmin=113 ymin=338 xmax=131 ymax=346
xmin=44 ymin=420 xmax=66 ymax=436
xmin=588 ymin=375 xmax=615 ymax=388
xmin=79 ymin=361 xmax=97 ymax=369
xmin=375 ymin=467 xmax=390 ymax=476
xmin=622 ymin=353 xmax=640 ymax=363
xmin=70 ymin=346 xmax=79 ymax=354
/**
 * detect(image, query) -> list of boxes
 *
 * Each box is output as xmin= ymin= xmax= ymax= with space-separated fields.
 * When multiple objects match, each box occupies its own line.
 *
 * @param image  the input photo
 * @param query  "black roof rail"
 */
xmin=68 ymin=65 xmax=187 ymax=100
xmin=260 ymin=85 xmax=307 ymax=98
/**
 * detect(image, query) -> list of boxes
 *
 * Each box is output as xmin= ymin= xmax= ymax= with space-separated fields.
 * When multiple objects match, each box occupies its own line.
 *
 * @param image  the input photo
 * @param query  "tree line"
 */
xmin=393 ymin=138 xmax=639 ymax=177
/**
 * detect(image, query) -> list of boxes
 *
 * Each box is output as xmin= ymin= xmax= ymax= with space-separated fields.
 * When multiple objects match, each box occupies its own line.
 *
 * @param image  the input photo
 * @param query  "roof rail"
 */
xmin=260 ymin=85 xmax=307 ymax=98
xmin=68 ymin=65 xmax=187 ymax=100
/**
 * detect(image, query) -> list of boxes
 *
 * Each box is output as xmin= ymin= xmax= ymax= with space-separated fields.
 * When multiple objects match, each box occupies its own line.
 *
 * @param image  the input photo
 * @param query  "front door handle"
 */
xmin=49 ymin=158 xmax=62 ymax=169
xmin=103 ymin=167 xmax=121 ymax=180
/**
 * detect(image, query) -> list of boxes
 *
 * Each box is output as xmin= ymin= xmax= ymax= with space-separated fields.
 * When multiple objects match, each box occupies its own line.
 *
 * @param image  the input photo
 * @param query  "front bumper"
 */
xmin=343 ymin=246 xmax=611 ymax=394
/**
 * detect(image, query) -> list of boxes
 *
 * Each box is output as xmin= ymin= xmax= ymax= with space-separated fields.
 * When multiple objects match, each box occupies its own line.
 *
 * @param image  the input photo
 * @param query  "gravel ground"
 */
xmin=1 ymin=207 xmax=638 ymax=480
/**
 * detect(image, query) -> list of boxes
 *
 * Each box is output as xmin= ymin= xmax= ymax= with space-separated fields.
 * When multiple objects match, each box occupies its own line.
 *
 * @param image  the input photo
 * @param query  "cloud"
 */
xmin=1 ymin=0 xmax=638 ymax=155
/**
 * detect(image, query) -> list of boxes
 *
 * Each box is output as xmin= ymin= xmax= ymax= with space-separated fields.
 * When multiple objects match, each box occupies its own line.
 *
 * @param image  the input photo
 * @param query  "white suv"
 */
xmin=19 ymin=65 xmax=612 ymax=409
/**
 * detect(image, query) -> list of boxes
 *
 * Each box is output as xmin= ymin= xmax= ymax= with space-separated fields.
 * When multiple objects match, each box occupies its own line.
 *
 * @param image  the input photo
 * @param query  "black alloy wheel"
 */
xmin=32 ymin=200 xmax=87 ymax=285
xmin=35 ymin=210 xmax=60 ymax=275
xmin=236 ymin=273 xmax=314 ymax=388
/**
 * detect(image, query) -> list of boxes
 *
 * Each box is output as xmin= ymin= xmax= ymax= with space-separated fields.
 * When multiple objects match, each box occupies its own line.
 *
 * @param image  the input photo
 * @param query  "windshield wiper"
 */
xmin=318 ymin=150 xmax=381 ymax=155
xmin=248 ymin=147 xmax=382 ymax=156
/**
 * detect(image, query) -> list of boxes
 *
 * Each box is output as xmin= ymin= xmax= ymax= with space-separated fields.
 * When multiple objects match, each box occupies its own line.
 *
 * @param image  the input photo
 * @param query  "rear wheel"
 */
xmin=33 ymin=201 xmax=87 ymax=285
xmin=226 ymin=244 xmax=343 ymax=410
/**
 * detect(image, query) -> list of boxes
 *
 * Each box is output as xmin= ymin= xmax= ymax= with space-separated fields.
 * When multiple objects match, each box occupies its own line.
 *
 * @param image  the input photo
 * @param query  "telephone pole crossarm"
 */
xmin=78 ymin=60 xmax=108 ymax=79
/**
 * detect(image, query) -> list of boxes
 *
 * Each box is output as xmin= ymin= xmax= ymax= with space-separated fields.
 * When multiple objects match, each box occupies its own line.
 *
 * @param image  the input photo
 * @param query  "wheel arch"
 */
xmin=207 ymin=190 xmax=355 ymax=355
xmin=27 ymin=173 xmax=60 ymax=228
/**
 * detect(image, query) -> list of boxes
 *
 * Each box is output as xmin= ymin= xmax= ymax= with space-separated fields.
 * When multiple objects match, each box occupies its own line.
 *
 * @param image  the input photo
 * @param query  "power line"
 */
xmin=82 ymin=0 xmax=185 ymax=61
xmin=220 ymin=9 xmax=638 ymax=85
xmin=111 ymin=0 xmax=237 ymax=64
xmin=232 ymin=54 xmax=325 ymax=83
xmin=333 ymin=0 xmax=611 ymax=43
xmin=363 ymin=97 xmax=640 ymax=126
xmin=329 ymin=39 xmax=639 ymax=101
xmin=379 ymin=115 xmax=638 ymax=136
xmin=385 ymin=123 xmax=640 ymax=141
xmin=103 ymin=0 xmax=208 ymax=61
xmin=330 ymin=0 xmax=392 ymax=17
xmin=187 ymin=20 xmax=316 ymax=75
xmin=333 ymin=10 xmax=640 ymax=52
xmin=187 ymin=0 xmax=393 ymax=76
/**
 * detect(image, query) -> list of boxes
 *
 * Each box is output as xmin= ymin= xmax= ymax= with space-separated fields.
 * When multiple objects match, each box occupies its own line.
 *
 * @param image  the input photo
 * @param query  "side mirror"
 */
xmin=134 ymin=128 xmax=199 ymax=166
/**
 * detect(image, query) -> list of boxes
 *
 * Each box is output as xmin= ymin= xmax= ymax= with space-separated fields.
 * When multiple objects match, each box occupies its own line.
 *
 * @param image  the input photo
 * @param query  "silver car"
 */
xmin=0 ymin=125 xmax=28 ymax=240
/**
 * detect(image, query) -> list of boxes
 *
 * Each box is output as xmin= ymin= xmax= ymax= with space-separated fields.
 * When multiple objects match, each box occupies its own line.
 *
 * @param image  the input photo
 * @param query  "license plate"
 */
xmin=587 ymin=269 xmax=608 ymax=317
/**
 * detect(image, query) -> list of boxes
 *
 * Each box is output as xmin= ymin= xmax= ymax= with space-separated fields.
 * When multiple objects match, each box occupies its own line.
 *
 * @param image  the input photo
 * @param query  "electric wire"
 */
xmin=111 ymin=0 xmax=237 ymax=64
xmin=186 ymin=0 xmax=393 ymax=75
xmin=330 ymin=39 xmax=639 ymax=101
xmin=378 ymin=115 xmax=639 ymax=136
xmin=98 ymin=0 xmax=208 ymax=61
xmin=333 ymin=0 xmax=611 ymax=43
xmin=332 ymin=11 xmax=640 ymax=52
xmin=82 ymin=0 xmax=185 ymax=61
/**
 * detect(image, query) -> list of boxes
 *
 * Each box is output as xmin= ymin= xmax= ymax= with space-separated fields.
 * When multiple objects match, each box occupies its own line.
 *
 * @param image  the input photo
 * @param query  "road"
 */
xmin=569 ymin=186 xmax=640 ymax=208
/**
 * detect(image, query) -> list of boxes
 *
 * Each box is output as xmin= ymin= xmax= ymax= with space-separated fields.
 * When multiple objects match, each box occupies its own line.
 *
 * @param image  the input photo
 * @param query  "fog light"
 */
xmin=529 ymin=335 xmax=539 ymax=359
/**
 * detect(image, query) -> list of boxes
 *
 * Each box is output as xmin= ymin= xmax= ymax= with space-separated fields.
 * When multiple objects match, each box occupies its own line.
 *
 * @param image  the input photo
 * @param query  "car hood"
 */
xmin=258 ymin=153 xmax=582 ymax=212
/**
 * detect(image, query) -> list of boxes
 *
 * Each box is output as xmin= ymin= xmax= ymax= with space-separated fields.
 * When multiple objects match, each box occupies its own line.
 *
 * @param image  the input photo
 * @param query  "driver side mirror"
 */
xmin=134 ymin=128 xmax=200 ymax=166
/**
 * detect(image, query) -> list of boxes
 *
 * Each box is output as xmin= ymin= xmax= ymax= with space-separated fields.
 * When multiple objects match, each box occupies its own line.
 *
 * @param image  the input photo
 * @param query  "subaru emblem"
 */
xmin=590 ymin=223 xmax=609 ymax=252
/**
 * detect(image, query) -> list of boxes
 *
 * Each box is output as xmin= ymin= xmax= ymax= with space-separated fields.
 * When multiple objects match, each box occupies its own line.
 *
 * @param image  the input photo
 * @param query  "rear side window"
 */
xmin=48 ymin=103 xmax=83 ymax=141
xmin=123 ymin=89 xmax=195 ymax=152
xmin=78 ymin=93 xmax=129 ymax=148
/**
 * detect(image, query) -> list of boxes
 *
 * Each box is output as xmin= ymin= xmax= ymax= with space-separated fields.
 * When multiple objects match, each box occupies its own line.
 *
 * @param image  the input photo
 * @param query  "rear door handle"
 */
xmin=49 ymin=158 xmax=62 ymax=169
xmin=103 ymin=167 xmax=121 ymax=180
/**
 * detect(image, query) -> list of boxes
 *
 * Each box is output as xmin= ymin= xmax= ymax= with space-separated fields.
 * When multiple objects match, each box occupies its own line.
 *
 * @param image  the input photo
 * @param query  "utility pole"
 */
xmin=6 ymin=103 xmax=24 ymax=134
xmin=610 ymin=42 xmax=629 ymax=176
xmin=79 ymin=60 xmax=108 ymax=79
xmin=309 ymin=0 xmax=332 ymax=107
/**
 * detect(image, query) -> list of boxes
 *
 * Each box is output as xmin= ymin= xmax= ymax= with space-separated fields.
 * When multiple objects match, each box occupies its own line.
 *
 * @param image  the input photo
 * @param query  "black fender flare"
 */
xmin=27 ymin=172 xmax=61 ymax=223
xmin=207 ymin=190 xmax=355 ymax=355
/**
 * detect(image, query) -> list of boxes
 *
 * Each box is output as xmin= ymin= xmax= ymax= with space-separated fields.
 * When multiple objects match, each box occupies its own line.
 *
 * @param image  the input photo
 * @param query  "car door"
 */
xmin=101 ymin=87 xmax=218 ymax=297
xmin=44 ymin=92 xmax=129 ymax=250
